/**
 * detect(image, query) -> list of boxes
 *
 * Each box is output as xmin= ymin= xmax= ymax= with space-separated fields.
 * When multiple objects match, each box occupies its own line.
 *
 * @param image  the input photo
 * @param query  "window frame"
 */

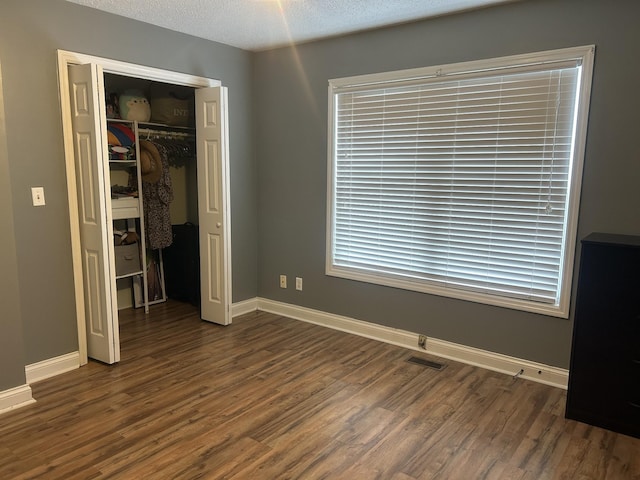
xmin=325 ymin=45 xmax=595 ymax=318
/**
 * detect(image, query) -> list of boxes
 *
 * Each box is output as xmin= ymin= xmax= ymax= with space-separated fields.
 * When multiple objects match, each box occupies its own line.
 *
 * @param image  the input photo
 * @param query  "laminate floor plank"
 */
xmin=1 ymin=300 xmax=639 ymax=479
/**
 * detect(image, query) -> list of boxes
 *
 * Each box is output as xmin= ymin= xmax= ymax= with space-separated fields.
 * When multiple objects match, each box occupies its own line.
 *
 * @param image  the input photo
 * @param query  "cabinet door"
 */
xmin=196 ymin=86 xmax=231 ymax=325
xmin=68 ymin=63 xmax=120 ymax=364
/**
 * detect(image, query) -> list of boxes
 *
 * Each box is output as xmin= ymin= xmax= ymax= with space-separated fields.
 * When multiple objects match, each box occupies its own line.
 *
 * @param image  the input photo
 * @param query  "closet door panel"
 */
xmin=68 ymin=63 xmax=120 ymax=364
xmin=196 ymin=86 xmax=231 ymax=325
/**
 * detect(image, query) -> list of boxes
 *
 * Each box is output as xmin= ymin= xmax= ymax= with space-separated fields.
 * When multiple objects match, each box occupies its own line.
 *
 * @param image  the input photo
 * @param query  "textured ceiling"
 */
xmin=65 ymin=0 xmax=516 ymax=51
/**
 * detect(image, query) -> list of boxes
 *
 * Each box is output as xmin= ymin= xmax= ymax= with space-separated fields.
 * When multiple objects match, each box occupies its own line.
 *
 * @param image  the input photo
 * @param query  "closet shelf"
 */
xmin=115 ymin=270 xmax=144 ymax=280
xmin=111 ymin=198 xmax=140 ymax=220
xmin=107 ymin=118 xmax=134 ymax=124
xmin=138 ymin=121 xmax=194 ymax=131
xmin=109 ymin=159 xmax=137 ymax=164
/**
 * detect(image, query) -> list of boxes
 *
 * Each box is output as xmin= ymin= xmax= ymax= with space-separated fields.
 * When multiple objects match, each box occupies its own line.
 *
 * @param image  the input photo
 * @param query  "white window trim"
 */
xmin=325 ymin=45 xmax=595 ymax=318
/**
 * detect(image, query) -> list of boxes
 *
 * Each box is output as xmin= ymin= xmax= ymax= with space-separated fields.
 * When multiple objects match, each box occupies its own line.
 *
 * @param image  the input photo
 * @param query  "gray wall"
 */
xmin=254 ymin=0 xmax=640 ymax=368
xmin=0 ymin=61 xmax=27 ymax=391
xmin=0 ymin=0 xmax=257 ymax=378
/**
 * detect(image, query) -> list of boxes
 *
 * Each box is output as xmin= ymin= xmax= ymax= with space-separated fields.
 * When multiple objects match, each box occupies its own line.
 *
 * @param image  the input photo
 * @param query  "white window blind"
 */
xmin=327 ymin=47 xmax=594 ymax=317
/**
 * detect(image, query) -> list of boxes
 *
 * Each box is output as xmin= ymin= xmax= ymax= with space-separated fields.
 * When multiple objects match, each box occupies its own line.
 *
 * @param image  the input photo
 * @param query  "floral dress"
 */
xmin=142 ymin=142 xmax=173 ymax=250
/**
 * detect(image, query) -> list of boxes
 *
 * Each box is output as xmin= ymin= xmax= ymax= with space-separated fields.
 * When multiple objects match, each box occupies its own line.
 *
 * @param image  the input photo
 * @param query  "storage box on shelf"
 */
xmin=114 ymin=243 xmax=142 ymax=277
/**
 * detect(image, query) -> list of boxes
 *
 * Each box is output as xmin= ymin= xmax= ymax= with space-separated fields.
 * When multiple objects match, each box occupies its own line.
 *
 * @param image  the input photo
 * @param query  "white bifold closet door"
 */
xmin=68 ymin=63 xmax=119 ymax=364
xmin=68 ymin=62 xmax=232 ymax=364
xmin=196 ymin=86 xmax=232 ymax=326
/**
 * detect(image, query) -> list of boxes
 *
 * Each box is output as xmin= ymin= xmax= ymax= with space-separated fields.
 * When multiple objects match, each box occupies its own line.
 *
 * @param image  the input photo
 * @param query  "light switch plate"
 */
xmin=31 ymin=187 xmax=46 ymax=206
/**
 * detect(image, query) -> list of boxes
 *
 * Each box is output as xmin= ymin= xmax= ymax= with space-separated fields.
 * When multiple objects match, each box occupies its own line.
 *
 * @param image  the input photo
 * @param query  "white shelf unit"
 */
xmin=107 ymin=119 xmax=149 ymax=313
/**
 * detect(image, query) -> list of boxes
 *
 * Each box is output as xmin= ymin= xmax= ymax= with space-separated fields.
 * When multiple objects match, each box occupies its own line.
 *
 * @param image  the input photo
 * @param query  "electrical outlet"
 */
xmin=295 ymin=277 xmax=303 ymax=291
xmin=279 ymin=275 xmax=287 ymax=288
xmin=418 ymin=335 xmax=427 ymax=349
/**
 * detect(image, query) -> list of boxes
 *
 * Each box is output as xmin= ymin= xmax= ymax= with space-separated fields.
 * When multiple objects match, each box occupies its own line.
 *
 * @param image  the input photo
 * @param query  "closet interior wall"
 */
xmin=104 ymin=73 xmax=198 ymax=310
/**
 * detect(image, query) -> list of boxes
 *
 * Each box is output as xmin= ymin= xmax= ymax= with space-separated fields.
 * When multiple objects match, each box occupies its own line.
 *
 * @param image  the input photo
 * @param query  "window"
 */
xmin=326 ymin=46 xmax=594 ymax=318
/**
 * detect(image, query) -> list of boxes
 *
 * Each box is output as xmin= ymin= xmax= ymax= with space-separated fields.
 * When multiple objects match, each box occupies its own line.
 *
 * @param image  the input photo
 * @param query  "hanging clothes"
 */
xmin=140 ymin=140 xmax=174 ymax=250
xmin=151 ymin=136 xmax=194 ymax=169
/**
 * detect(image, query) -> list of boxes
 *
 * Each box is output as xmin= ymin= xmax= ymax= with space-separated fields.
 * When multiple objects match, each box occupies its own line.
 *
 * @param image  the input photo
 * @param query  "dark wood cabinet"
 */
xmin=566 ymin=233 xmax=640 ymax=438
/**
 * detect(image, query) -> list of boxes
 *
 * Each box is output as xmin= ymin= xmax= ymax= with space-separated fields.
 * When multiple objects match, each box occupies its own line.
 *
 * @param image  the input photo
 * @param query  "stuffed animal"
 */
xmin=119 ymin=89 xmax=151 ymax=122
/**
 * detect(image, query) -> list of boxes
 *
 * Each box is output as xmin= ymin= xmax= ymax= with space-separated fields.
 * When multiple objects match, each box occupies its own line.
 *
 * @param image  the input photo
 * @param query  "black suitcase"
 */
xmin=163 ymin=223 xmax=200 ymax=306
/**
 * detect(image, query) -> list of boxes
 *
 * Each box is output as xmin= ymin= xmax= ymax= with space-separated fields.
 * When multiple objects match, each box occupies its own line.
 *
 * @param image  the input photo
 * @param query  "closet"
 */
xmin=104 ymin=74 xmax=200 ymax=313
xmin=65 ymin=58 xmax=231 ymax=366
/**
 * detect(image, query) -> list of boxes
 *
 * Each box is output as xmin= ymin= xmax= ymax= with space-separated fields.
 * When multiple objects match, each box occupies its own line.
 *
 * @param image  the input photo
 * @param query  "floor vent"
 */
xmin=407 ymin=356 xmax=446 ymax=370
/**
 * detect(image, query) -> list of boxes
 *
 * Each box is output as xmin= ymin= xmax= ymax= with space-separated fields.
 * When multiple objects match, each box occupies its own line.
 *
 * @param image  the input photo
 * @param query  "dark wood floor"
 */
xmin=1 ymin=300 xmax=639 ymax=479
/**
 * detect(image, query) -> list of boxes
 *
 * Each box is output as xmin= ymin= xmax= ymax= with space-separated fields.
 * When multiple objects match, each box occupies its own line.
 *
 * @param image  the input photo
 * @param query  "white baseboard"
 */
xmin=20 ymin=300 xmax=567 ymax=391
xmin=0 ymin=384 xmax=35 ymax=415
xmin=25 ymin=351 xmax=80 ymax=384
xmin=232 ymin=297 xmax=260 ymax=317
xmin=257 ymin=298 xmax=569 ymax=389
